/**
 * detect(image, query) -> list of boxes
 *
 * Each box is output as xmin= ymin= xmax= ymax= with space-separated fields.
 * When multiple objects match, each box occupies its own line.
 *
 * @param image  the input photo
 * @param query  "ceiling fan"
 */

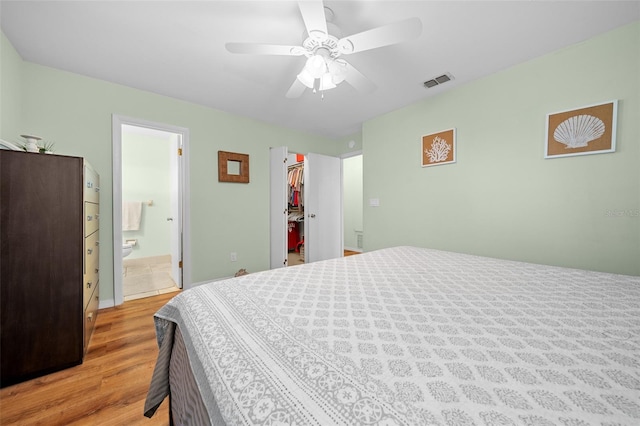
xmin=225 ymin=1 xmax=422 ymax=98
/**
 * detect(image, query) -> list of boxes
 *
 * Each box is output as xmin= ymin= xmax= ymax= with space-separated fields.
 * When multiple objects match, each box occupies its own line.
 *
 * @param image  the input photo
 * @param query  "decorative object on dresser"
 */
xmin=19 ymin=134 xmax=42 ymax=153
xmin=0 ymin=150 xmax=100 ymax=388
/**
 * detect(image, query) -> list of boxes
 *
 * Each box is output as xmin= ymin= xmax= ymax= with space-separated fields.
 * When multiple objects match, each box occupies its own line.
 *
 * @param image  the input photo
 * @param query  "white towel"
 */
xmin=122 ymin=201 xmax=142 ymax=231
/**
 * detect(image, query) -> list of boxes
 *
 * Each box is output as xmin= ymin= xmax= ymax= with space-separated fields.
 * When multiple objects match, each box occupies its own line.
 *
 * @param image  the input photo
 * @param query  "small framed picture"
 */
xmin=545 ymin=100 xmax=617 ymax=159
xmin=422 ymin=128 xmax=456 ymax=167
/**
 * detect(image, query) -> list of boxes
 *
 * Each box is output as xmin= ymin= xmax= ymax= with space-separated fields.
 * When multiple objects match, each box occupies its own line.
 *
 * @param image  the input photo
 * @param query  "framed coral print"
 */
xmin=545 ymin=100 xmax=617 ymax=159
xmin=422 ymin=128 xmax=456 ymax=167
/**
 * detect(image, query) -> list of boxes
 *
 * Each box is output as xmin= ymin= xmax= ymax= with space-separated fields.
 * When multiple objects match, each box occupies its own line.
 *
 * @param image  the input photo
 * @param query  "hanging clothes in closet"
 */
xmin=287 ymin=164 xmax=303 ymax=208
xmin=287 ymin=163 xmax=304 ymax=252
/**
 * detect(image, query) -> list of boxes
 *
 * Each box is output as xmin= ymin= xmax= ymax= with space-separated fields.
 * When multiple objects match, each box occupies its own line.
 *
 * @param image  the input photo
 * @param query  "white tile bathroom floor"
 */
xmin=123 ymin=255 xmax=180 ymax=301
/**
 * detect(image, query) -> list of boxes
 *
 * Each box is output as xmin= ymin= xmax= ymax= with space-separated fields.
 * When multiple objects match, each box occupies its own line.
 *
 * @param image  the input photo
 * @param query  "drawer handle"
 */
xmin=95 ymin=268 xmax=99 ymax=273
xmin=95 ymin=241 xmax=100 ymax=247
xmin=86 ymin=281 xmax=92 ymax=288
xmin=87 ymin=215 xmax=93 ymax=221
xmin=87 ymin=248 xmax=93 ymax=255
xmin=87 ymin=312 xmax=93 ymax=322
xmin=95 ymin=187 xmax=100 ymax=193
xmin=86 ymin=182 xmax=93 ymax=189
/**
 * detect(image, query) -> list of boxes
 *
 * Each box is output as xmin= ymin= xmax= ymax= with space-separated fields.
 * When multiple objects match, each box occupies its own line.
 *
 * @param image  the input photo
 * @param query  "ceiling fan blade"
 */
xmin=226 ymin=42 xmax=305 ymax=56
xmin=338 ymin=17 xmax=422 ymax=55
xmin=343 ymin=62 xmax=376 ymax=94
xmin=286 ymin=78 xmax=307 ymax=98
xmin=298 ymin=1 xmax=328 ymax=41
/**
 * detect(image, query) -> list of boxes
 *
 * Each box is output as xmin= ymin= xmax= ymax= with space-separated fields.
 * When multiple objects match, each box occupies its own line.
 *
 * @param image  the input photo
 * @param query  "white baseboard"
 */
xmin=99 ymin=299 xmax=115 ymax=309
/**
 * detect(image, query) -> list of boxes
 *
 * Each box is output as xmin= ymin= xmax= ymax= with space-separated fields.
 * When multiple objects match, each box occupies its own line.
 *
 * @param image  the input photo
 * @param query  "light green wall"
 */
xmin=1 ymin=30 xmax=347 ymax=304
xmin=334 ymin=132 xmax=363 ymax=155
xmin=343 ymin=154 xmax=363 ymax=250
xmin=0 ymin=32 xmax=23 ymax=144
xmin=122 ymin=132 xmax=172 ymax=259
xmin=364 ymin=21 xmax=640 ymax=276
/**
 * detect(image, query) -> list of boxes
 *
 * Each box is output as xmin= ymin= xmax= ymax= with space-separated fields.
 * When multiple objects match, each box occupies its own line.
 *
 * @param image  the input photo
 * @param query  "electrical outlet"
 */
xmin=230 ymin=252 xmax=237 ymax=262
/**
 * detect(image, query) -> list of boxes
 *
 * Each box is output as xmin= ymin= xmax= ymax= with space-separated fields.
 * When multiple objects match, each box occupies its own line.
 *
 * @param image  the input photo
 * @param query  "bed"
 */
xmin=144 ymin=246 xmax=640 ymax=425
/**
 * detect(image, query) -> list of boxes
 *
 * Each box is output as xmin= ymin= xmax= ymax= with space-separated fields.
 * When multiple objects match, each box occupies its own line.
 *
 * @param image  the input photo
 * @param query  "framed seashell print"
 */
xmin=422 ymin=128 xmax=456 ymax=167
xmin=545 ymin=100 xmax=617 ymax=158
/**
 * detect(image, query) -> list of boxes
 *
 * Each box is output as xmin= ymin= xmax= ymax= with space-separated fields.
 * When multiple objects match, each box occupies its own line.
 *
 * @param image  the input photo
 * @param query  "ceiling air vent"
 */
xmin=423 ymin=73 xmax=454 ymax=89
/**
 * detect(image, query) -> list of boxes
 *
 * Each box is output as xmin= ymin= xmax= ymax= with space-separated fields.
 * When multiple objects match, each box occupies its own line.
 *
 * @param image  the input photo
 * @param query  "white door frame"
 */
xmin=112 ymin=114 xmax=191 ymax=306
xmin=168 ymin=133 xmax=183 ymax=286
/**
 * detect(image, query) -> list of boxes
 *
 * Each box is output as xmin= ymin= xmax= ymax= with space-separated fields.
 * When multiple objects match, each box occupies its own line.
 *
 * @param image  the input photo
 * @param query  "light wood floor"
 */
xmin=0 ymin=292 xmax=176 ymax=425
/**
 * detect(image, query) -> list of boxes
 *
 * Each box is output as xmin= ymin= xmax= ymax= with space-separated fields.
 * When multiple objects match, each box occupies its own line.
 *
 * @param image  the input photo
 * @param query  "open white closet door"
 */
xmin=270 ymin=148 xmax=343 ymax=268
xmin=269 ymin=146 xmax=288 ymax=269
xmin=304 ymin=153 xmax=343 ymax=263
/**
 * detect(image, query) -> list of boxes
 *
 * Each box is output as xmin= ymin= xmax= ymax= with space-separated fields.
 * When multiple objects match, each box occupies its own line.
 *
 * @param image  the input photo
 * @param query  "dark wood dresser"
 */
xmin=0 ymin=150 xmax=100 ymax=387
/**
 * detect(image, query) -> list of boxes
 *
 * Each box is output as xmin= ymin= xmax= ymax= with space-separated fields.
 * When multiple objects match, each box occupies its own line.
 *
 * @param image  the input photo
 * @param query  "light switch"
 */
xmin=369 ymin=198 xmax=380 ymax=207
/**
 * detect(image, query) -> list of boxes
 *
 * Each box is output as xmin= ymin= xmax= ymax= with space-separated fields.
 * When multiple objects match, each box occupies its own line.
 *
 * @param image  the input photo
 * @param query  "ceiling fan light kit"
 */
xmin=320 ymin=73 xmax=336 ymax=91
xmin=296 ymin=48 xmax=347 ymax=92
xmin=225 ymin=0 xmax=422 ymax=98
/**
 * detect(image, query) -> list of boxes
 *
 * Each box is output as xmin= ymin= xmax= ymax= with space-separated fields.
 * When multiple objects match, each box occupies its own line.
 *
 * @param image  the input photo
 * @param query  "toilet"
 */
xmin=122 ymin=243 xmax=133 ymax=258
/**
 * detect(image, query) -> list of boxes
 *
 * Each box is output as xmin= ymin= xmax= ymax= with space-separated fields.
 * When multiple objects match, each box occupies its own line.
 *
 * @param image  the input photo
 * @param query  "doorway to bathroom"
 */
xmin=112 ymin=115 xmax=191 ymax=305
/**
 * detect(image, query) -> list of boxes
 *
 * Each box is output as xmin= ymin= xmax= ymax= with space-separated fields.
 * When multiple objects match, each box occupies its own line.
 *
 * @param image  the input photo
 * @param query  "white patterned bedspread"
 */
xmin=148 ymin=246 xmax=640 ymax=425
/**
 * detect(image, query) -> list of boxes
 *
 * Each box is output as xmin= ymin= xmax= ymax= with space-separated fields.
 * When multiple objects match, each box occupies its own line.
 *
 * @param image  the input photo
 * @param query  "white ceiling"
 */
xmin=1 ymin=1 xmax=638 ymax=139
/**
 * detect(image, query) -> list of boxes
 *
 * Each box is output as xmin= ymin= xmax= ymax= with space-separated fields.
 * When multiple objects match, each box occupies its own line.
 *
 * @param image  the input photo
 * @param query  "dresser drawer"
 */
xmin=84 ymin=230 xmax=99 ymax=308
xmin=84 ymin=231 xmax=99 ymax=271
xmin=84 ymin=202 xmax=99 ymax=237
xmin=84 ymin=163 xmax=100 ymax=204
xmin=84 ymin=282 xmax=99 ymax=354
xmin=83 ymin=269 xmax=99 ymax=308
